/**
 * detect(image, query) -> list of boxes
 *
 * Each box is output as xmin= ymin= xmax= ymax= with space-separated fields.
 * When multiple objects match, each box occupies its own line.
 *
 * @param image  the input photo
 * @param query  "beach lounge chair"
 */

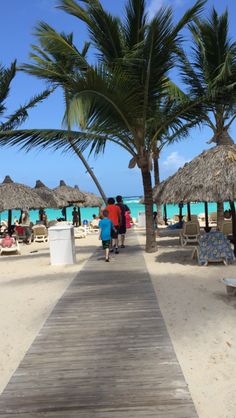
xmin=32 ymin=225 xmax=48 ymax=242
xmin=74 ymin=226 xmax=87 ymax=238
xmin=0 ymin=236 xmax=20 ymax=255
xmin=220 ymin=220 xmax=232 ymax=237
xmin=209 ymin=212 xmax=217 ymax=224
xmin=180 ymin=221 xmax=200 ymax=246
xmin=192 ymin=231 xmax=234 ymax=266
xmin=198 ymin=213 xmax=205 ymax=222
xmin=87 ymin=223 xmax=99 ymax=233
xmin=47 ymin=220 xmax=58 ymax=228
xmin=222 ymin=278 xmax=236 ymax=296
xmin=187 ymin=214 xmax=198 ymax=222
xmin=14 ymin=225 xmax=32 ymax=243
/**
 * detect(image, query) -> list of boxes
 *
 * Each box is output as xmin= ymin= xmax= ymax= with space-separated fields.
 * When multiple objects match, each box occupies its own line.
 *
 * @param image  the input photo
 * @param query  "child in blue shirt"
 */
xmin=99 ymin=210 xmax=116 ymax=262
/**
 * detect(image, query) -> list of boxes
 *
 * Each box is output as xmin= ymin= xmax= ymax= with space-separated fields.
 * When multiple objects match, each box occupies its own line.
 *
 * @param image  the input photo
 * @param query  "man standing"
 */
xmin=104 ymin=197 xmax=121 ymax=253
xmin=116 ymin=195 xmax=130 ymax=248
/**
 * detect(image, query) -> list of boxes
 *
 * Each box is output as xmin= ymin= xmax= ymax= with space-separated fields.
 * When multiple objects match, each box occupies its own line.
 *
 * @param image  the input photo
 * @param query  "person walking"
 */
xmin=116 ymin=195 xmax=130 ymax=248
xmin=153 ymin=211 xmax=160 ymax=238
xmin=104 ymin=197 xmax=121 ymax=253
xmin=98 ymin=210 xmax=116 ymax=262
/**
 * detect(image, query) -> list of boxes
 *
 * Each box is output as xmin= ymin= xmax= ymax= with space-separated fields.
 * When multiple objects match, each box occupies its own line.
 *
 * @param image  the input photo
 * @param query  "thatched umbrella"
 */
xmin=0 ymin=175 xmax=47 ymax=229
xmin=154 ymin=145 xmax=236 ymax=253
xmin=74 ymin=186 xmax=102 ymax=225
xmin=34 ymin=180 xmax=67 ymax=209
xmin=53 ymin=180 xmax=85 ymax=221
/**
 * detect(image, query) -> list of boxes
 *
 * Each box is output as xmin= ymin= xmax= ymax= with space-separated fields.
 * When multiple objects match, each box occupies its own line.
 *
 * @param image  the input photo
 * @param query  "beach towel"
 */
xmin=197 ymin=231 xmax=234 ymax=265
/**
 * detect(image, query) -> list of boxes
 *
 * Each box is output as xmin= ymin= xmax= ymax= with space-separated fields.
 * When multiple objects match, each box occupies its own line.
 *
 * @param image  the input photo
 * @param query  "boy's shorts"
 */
xmin=102 ymin=240 xmax=110 ymax=249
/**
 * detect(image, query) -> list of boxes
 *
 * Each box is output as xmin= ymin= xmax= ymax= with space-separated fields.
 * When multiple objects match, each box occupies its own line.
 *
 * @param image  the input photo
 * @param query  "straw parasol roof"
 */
xmin=34 ymin=180 xmax=67 ymax=208
xmin=0 ymin=175 xmax=47 ymax=211
xmin=74 ymin=186 xmax=102 ymax=207
xmin=53 ymin=180 xmax=85 ymax=205
xmin=154 ymin=145 xmax=236 ymax=204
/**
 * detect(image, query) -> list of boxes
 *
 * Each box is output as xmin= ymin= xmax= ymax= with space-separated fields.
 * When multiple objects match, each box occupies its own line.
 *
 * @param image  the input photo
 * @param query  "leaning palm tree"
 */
xmin=180 ymin=8 xmax=236 ymax=229
xmin=0 ymin=60 xmax=51 ymax=131
xmin=1 ymin=33 xmax=107 ymax=203
xmin=0 ymin=0 xmax=205 ymax=252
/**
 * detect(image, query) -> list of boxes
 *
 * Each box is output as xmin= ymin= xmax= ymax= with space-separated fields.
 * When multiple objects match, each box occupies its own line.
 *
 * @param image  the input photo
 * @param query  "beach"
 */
xmin=0 ymin=229 xmax=235 ymax=418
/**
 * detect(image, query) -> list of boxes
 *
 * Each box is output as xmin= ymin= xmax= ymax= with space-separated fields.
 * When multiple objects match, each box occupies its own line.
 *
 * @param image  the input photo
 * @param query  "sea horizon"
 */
xmin=0 ymin=196 xmax=230 ymax=225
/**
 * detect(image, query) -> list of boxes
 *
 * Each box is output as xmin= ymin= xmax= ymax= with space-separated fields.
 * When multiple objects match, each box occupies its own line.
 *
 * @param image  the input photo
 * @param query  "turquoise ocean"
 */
xmin=0 ymin=197 xmax=231 ymax=224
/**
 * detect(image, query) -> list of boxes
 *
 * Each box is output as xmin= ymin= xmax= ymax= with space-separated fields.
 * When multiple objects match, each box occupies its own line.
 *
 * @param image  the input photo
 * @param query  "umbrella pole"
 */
xmin=229 ymin=201 xmax=236 ymax=257
xmin=204 ymin=202 xmax=211 ymax=232
xmin=163 ymin=204 xmax=168 ymax=225
xmin=187 ymin=202 xmax=191 ymax=221
xmin=179 ymin=203 xmax=183 ymax=222
xmin=8 ymin=209 xmax=12 ymax=234
xmin=78 ymin=207 xmax=81 ymax=226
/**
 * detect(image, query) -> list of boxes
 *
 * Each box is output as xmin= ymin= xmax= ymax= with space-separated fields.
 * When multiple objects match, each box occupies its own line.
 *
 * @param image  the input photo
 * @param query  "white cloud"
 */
xmin=162 ymin=151 xmax=189 ymax=172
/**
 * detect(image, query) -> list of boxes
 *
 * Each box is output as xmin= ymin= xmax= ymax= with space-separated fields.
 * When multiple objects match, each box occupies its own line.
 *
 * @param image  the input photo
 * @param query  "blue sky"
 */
xmin=1 ymin=0 xmax=235 ymax=196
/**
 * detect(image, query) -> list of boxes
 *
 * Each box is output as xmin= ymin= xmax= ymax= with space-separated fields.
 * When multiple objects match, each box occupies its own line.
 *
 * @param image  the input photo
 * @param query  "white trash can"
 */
xmin=48 ymin=224 xmax=76 ymax=265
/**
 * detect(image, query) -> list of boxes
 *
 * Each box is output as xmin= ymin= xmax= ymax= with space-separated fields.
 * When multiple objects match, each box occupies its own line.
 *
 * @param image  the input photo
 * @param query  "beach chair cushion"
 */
xmin=197 ymin=231 xmax=234 ymax=265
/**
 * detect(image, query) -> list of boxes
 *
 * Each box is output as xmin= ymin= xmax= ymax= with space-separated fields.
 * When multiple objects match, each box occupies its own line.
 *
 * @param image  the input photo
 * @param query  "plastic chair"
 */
xmin=180 ymin=221 xmax=200 ymax=246
xmin=0 ymin=236 xmax=20 ymax=255
xmin=32 ymin=225 xmax=48 ymax=242
xmin=220 ymin=220 xmax=232 ymax=236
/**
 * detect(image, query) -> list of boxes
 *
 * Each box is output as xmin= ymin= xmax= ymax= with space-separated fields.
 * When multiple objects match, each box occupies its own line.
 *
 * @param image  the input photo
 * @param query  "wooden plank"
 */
xmin=0 ymin=232 xmax=198 ymax=417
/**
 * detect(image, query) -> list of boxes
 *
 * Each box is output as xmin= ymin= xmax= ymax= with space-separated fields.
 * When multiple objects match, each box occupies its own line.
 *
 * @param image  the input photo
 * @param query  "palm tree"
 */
xmin=0 ymin=0 xmax=205 ymax=252
xmin=57 ymin=0 xmax=206 ymax=252
xmin=180 ymin=8 xmax=236 ymax=229
xmin=0 ymin=60 xmax=51 ymax=131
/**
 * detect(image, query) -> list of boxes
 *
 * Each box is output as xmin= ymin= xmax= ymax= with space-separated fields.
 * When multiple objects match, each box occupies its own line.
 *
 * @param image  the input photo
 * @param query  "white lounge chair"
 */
xmin=209 ymin=212 xmax=217 ymax=224
xmin=74 ymin=226 xmax=87 ymax=238
xmin=180 ymin=221 xmax=200 ymax=246
xmin=32 ymin=225 xmax=48 ymax=242
xmin=0 ymin=237 xmax=20 ymax=255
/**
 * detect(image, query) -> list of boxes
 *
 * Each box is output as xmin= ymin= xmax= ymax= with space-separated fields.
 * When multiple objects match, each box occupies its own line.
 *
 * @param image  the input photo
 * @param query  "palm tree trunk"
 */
xmin=72 ymin=145 xmax=107 ymax=204
xmin=217 ymin=202 xmax=224 ymax=230
xmin=65 ymin=91 xmax=107 ymax=205
xmin=153 ymin=157 xmax=163 ymax=225
xmin=141 ymin=168 xmax=157 ymax=253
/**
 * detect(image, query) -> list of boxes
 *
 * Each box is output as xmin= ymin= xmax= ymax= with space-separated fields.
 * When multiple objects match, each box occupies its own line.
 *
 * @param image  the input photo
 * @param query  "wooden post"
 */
xmin=78 ymin=207 xmax=82 ymax=226
xmin=230 ymin=201 xmax=236 ymax=257
xmin=179 ymin=202 xmax=183 ymax=221
xmin=163 ymin=204 xmax=168 ymax=225
xmin=204 ymin=202 xmax=211 ymax=232
xmin=187 ymin=202 xmax=191 ymax=221
xmin=8 ymin=209 xmax=12 ymax=233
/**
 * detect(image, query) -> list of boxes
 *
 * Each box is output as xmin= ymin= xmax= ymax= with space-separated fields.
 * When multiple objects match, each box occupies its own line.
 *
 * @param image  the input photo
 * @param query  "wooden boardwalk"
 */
xmin=0 ymin=232 xmax=197 ymax=417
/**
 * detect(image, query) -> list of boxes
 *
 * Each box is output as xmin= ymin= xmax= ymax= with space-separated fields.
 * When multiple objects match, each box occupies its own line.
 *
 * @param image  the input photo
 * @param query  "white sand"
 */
xmin=1 ymin=229 xmax=236 ymax=418
xmin=138 ymin=229 xmax=236 ymax=418
xmin=0 ymin=234 xmax=98 ymax=394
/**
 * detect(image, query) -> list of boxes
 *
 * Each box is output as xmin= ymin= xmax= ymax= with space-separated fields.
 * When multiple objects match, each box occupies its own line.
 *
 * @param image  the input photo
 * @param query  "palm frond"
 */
xmin=1 ymin=89 xmax=53 ymax=131
xmin=123 ymin=0 xmax=147 ymax=48
xmin=0 ymin=61 xmax=16 ymax=115
xmin=58 ymin=0 xmax=124 ymax=64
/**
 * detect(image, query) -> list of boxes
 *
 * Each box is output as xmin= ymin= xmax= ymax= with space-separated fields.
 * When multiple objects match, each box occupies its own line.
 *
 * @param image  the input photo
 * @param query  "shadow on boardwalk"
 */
xmin=0 ymin=233 xmax=198 ymax=418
